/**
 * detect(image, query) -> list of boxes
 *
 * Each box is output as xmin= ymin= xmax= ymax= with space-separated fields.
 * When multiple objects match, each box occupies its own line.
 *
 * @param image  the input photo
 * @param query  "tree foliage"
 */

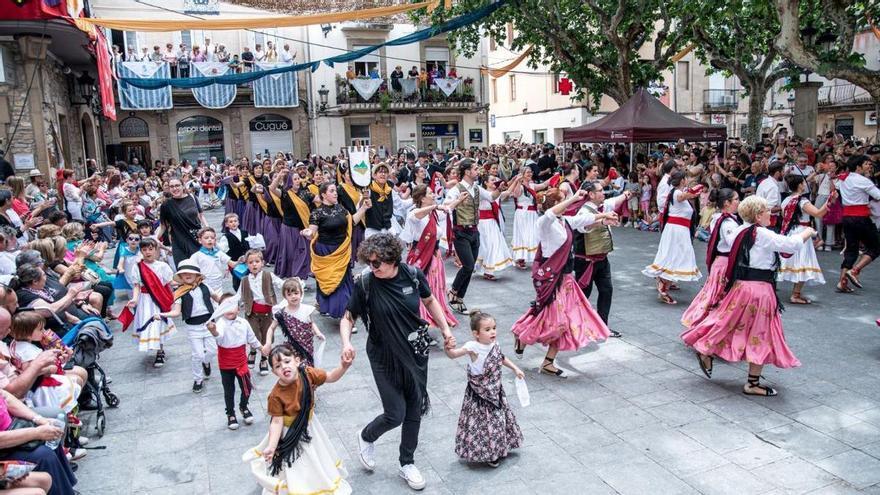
xmin=685 ymin=0 xmax=796 ymax=143
xmin=419 ymin=0 xmax=691 ymax=109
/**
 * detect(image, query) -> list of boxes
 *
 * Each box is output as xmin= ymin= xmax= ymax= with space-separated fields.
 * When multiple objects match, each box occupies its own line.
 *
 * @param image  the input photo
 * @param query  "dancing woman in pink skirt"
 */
xmin=511 ymin=188 xmax=612 ymax=377
xmin=681 ymin=196 xmax=815 ymax=396
xmin=681 ymin=188 xmax=740 ymax=328
xmin=403 ymin=185 xmax=458 ymax=329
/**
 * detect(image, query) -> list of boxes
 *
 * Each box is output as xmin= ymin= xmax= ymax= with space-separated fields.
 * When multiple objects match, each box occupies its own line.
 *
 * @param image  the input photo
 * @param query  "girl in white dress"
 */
xmin=643 ymin=171 xmax=702 ymax=304
xmin=476 ymin=177 xmax=513 ymax=280
xmin=126 ymin=237 xmax=176 ymax=364
xmin=243 ymin=345 xmax=353 ymax=495
xmin=509 ymin=168 xmax=547 ymax=268
xmin=778 ymin=174 xmax=835 ymax=304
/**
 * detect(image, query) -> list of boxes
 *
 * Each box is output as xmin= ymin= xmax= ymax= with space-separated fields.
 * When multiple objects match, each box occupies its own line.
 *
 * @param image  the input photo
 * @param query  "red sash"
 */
xmin=665 ymin=216 xmax=691 ymax=228
xmin=406 ymin=211 xmax=438 ymax=272
xmin=217 ymin=344 xmax=252 ymax=397
xmin=575 ymin=253 xmax=608 ymax=288
xmin=779 ymin=194 xmax=802 ymax=235
xmin=430 ymin=172 xmax=445 ymax=197
xmin=252 ymin=302 xmax=272 ymax=314
xmin=843 ymin=204 xmax=871 ymax=217
xmin=138 ymin=261 xmax=174 ymax=312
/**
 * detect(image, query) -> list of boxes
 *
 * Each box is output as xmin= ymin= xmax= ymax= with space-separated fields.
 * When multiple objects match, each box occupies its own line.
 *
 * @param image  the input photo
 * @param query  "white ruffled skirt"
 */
xmin=511 ymin=209 xmax=539 ymax=263
xmin=476 ymin=217 xmax=512 ymax=275
xmin=242 ymin=415 xmax=351 ymax=495
xmin=642 ymin=224 xmax=701 ymax=282
xmin=779 ymin=225 xmax=825 ymax=285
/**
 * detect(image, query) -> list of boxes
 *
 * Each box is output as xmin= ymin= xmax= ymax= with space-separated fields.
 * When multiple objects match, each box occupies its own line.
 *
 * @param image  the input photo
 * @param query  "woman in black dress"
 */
xmin=156 ymin=178 xmax=206 ymax=265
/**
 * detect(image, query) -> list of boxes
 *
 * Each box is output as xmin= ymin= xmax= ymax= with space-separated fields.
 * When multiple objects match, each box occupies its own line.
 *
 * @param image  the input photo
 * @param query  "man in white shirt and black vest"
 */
xmin=444 ymin=159 xmax=501 ymax=313
xmin=570 ymin=180 xmax=631 ymax=338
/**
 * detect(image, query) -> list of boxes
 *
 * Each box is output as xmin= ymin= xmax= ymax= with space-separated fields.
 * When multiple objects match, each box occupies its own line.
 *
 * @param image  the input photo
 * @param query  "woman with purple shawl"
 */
xmin=511 ymin=188 xmax=610 ymax=377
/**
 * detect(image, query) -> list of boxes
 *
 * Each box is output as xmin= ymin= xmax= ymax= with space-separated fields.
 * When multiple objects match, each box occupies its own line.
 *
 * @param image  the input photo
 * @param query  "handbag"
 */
xmin=824 ymin=197 xmax=843 ymax=225
xmin=0 ymin=419 xmax=41 ymax=455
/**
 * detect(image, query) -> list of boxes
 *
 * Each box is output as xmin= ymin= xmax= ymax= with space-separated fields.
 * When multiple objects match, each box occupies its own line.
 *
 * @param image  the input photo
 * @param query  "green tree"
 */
xmin=773 ymin=0 xmax=880 ymax=140
xmin=686 ymin=0 xmax=793 ymax=144
xmin=423 ymin=0 xmax=691 ymax=110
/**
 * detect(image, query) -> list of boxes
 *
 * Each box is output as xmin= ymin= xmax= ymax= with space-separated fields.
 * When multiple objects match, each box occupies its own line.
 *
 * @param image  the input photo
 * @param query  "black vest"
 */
xmin=224 ymin=229 xmax=250 ymax=262
xmin=181 ymin=284 xmax=214 ymax=325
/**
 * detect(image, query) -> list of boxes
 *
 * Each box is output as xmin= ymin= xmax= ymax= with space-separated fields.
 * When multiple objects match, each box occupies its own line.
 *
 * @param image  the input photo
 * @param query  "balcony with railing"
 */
xmin=818 ymin=83 xmax=874 ymax=108
xmin=703 ymin=89 xmax=739 ymax=112
xmin=334 ymin=75 xmax=479 ymax=113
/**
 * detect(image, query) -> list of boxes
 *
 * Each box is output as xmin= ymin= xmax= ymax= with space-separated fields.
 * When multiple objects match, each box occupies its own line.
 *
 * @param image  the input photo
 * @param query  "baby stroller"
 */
xmin=62 ymin=317 xmax=119 ymax=437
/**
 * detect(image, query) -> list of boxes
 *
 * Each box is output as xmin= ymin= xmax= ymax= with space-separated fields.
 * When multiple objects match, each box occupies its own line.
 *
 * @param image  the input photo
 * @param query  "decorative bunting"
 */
xmin=191 ymin=62 xmax=237 ymax=109
xmin=253 ymin=62 xmax=300 ymax=108
xmin=117 ymin=62 xmax=172 ymax=111
xmin=350 ymin=79 xmax=384 ymax=101
xmin=434 ymin=77 xmax=462 ymax=97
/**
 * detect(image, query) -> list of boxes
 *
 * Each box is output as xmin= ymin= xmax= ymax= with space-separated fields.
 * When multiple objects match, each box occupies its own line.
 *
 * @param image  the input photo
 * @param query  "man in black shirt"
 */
xmin=536 ymin=146 xmax=556 ymax=179
xmin=397 ymin=153 xmax=416 ymax=185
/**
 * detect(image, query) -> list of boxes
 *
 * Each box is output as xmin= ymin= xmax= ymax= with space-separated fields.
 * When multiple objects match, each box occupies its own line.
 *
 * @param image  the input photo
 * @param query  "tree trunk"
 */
xmin=744 ymin=82 xmax=767 ymax=145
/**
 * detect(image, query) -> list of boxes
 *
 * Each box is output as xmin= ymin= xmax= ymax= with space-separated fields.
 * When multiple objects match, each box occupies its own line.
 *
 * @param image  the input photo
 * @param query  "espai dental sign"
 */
xmin=178 ymin=123 xmax=223 ymax=134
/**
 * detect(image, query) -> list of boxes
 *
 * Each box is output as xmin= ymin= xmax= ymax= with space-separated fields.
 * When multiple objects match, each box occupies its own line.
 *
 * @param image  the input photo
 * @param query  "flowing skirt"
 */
xmin=242 ymin=202 xmax=263 ymax=234
xmin=274 ymin=224 xmax=311 ymax=279
xmin=419 ymin=251 xmax=458 ymax=328
xmin=454 ymin=385 xmax=523 ymax=463
xmin=224 ymin=193 xmax=235 ymax=214
xmin=234 ymin=199 xmax=246 ymax=220
xmin=681 ymin=281 xmax=800 ymax=368
xmin=350 ymin=224 xmax=365 ymax=265
xmin=314 ymin=241 xmax=352 ymax=319
xmin=681 ymin=256 xmax=729 ymax=328
xmin=132 ymin=295 xmax=176 ymax=352
xmin=779 ymin=225 xmax=825 ymax=285
xmin=642 ymin=224 xmax=701 ymax=282
xmin=511 ymin=274 xmax=609 ymax=351
xmin=242 ymin=415 xmax=351 ymax=495
xmin=262 ymin=216 xmax=282 ymax=265
xmin=511 ymin=209 xmax=539 ymax=263
xmin=476 ymin=218 xmax=512 ymax=275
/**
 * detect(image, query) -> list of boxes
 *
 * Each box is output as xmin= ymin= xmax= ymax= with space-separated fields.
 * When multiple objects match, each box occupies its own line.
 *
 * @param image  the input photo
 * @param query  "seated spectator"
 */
xmin=0 ymin=387 xmax=74 ymax=495
xmin=228 ymin=55 xmax=241 ymax=73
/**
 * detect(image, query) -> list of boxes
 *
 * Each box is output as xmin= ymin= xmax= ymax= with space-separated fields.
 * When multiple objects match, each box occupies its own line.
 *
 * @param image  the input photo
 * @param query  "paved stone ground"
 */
xmin=73 ymin=204 xmax=880 ymax=494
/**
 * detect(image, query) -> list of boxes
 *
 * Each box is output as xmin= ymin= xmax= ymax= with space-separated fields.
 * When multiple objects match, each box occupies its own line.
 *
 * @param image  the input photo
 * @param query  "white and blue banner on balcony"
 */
xmin=253 ymin=63 xmax=299 ymax=108
xmin=434 ymin=78 xmax=461 ymax=97
xmin=191 ymin=62 xmax=237 ymax=109
xmin=117 ymin=62 xmax=172 ymax=111
xmin=351 ymin=79 xmax=384 ymax=101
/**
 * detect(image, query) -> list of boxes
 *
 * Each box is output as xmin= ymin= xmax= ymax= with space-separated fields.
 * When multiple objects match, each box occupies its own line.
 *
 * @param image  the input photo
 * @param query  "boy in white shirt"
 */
xmin=190 ymin=227 xmax=236 ymax=293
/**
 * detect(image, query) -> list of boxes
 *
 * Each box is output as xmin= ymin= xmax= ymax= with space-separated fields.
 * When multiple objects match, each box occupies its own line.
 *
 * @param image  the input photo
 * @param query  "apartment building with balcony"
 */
xmin=308 ymin=21 xmax=488 ymax=157
xmin=91 ymin=0 xmax=311 ymax=166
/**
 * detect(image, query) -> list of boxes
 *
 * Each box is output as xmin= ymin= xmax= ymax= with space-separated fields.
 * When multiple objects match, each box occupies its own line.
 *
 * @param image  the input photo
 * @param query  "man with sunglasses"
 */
xmin=340 ymin=234 xmax=454 ymax=492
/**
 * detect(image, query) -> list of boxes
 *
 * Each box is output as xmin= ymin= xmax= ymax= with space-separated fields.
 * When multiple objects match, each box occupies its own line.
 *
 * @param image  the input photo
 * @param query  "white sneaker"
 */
xmin=78 ymin=436 xmax=90 ymax=447
xmin=68 ymin=448 xmax=88 ymax=461
xmin=356 ymin=428 xmax=375 ymax=471
xmin=399 ymin=464 xmax=426 ymax=491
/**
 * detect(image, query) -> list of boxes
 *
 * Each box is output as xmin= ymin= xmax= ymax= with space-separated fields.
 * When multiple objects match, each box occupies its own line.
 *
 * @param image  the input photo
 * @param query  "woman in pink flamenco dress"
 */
xmin=681 ymin=196 xmax=816 ymax=397
xmin=403 ymin=185 xmax=458 ymax=328
xmin=511 ymin=188 xmax=612 ymax=377
xmin=681 ymin=188 xmax=741 ymax=328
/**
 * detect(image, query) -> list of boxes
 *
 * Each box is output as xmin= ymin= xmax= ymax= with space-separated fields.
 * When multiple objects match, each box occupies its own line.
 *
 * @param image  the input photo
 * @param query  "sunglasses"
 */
xmin=127 ymin=236 xmax=141 ymax=242
xmin=367 ymin=259 xmax=383 ymax=269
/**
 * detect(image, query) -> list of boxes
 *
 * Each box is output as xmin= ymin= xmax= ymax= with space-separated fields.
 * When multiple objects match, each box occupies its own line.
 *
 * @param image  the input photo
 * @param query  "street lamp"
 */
xmin=317 ymin=84 xmax=329 ymax=112
xmin=76 ymin=72 xmax=95 ymax=102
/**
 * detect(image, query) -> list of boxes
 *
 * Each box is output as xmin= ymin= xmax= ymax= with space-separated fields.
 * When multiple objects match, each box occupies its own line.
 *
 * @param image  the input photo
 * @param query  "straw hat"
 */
xmin=174 ymin=260 xmax=201 ymax=277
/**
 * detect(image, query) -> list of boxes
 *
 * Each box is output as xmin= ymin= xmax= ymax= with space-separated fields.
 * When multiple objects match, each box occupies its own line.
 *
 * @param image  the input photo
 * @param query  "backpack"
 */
xmin=358 ymin=264 xmax=431 ymax=357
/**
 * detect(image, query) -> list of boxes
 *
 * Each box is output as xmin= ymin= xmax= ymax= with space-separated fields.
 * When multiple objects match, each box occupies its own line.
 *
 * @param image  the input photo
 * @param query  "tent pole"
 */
xmin=629 ymin=142 xmax=634 ymax=170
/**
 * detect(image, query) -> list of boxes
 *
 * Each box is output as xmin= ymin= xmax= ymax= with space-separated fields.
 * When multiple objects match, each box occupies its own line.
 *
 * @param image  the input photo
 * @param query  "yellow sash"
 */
xmin=286 ymin=189 xmax=311 ymax=228
xmin=307 ymin=183 xmax=319 ymax=197
xmin=370 ymin=181 xmax=391 ymax=202
xmin=340 ymin=182 xmax=361 ymax=205
xmin=269 ymin=190 xmax=283 ymax=216
xmin=309 ymin=214 xmax=352 ymax=295
xmin=255 ymin=190 xmax=269 ymax=214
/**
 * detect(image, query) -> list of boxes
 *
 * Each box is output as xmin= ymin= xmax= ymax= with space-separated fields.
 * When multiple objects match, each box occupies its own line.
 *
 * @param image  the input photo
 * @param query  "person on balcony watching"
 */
xmin=241 ymin=47 xmax=254 ymax=72
xmin=177 ymin=43 xmax=190 ymax=77
xmin=149 ymin=45 xmax=163 ymax=63
xmin=163 ymin=43 xmax=178 ymax=77
xmin=391 ymin=65 xmax=404 ymax=92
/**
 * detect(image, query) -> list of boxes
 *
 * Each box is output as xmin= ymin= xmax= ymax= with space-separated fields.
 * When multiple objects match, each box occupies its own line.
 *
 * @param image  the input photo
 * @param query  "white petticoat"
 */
xmin=511 ymin=209 xmax=539 ymax=263
xmin=476 ymin=217 xmax=512 ymax=275
xmin=242 ymin=415 xmax=351 ymax=495
xmin=642 ymin=223 xmax=701 ymax=282
xmin=28 ymin=374 xmax=82 ymax=414
xmin=779 ymin=225 xmax=825 ymax=285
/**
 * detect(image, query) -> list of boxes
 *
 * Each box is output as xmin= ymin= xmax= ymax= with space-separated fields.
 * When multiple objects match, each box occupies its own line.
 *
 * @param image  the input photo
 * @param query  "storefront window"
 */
xmin=177 ymin=116 xmax=224 ymax=163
